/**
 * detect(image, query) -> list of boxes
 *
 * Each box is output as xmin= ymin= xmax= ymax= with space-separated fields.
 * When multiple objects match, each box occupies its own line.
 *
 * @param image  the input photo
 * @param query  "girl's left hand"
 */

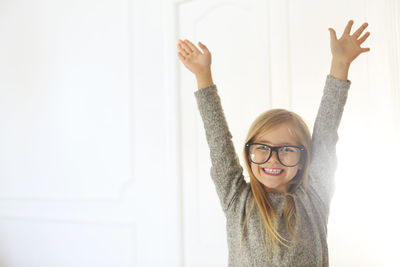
xmin=329 ymin=20 xmax=371 ymax=64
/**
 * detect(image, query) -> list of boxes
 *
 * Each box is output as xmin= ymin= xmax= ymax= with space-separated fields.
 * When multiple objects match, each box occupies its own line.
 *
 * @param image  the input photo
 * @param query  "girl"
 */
xmin=177 ymin=20 xmax=370 ymax=266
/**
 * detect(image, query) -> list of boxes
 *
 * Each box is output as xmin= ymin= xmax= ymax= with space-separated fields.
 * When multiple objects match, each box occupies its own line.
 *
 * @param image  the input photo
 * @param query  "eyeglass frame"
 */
xmin=245 ymin=142 xmax=307 ymax=167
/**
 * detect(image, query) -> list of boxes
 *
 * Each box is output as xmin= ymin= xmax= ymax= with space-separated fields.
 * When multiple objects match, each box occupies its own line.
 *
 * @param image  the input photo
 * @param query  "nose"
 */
xmin=269 ymin=151 xmax=280 ymax=164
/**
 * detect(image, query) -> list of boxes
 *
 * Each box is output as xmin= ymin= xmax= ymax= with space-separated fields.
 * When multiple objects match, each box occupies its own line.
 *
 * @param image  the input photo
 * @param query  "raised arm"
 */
xmin=308 ymin=20 xmax=370 ymax=214
xmin=177 ymin=39 xmax=248 ymax=214
xmin=308 ymin=75 xmax=350 ymax=214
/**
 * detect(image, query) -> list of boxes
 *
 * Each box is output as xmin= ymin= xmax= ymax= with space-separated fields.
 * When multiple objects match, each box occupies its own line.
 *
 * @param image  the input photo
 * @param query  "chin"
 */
xmin=262 ymin=183 xmax=283 ymax=192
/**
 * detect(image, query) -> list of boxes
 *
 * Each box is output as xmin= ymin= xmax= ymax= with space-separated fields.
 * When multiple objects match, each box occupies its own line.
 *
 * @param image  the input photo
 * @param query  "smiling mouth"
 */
xmin=262 ymin=168 xmax=284 ymax=176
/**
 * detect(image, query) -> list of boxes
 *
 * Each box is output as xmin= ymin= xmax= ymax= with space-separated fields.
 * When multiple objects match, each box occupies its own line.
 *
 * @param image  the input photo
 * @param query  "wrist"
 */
xmin=196 ymin=70 xmax=214 ymax=90
xmin=331 ymin=58 xmax=351 ymax=68
xmin=195 ymin=69 xmax=212 ymax=78
xmin=330 ymin=59 xmax=350 ymax=82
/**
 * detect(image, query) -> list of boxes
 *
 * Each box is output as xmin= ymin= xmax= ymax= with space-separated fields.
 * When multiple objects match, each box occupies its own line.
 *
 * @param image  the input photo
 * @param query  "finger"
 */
xmin=177 ymin=51 xmax=187 ymax=61
xmin=184 ymin=39 xmax=202 ymax=54
xmin=342 ymin=20 xmax=354 ymax=36
xmin=178 ymin=39 xmax=193 ymax=54
xmin=353 ymin=22 xmax=368 ymax=38
xmin=177 ymin=48 xmax=189 ymax=57
xmin=328 ymin=28 xmax=337 ymax=41
xmin=198 ymin=41 xmax=210 ymax=54
xmin=358 ymin=31 xmax=370 ymax=44
xmin=177 ymin=42 xmax=189 ymax=56
xmin=361 ymin=47 xmax=370 ymax=53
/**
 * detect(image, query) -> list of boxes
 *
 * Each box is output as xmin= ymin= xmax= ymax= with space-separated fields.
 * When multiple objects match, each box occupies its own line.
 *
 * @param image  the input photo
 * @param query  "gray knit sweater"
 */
xmin=194 ymin=75 xmax=351 ymax=267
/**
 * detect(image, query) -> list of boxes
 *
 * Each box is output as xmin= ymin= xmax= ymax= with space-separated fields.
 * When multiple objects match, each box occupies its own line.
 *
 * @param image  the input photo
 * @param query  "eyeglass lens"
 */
xmin=249 ymin=144 xmax=301 ymax=166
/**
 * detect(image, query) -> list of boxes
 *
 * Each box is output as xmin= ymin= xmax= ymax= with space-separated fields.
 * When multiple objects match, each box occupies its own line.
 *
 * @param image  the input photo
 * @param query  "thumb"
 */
xmin=328 ymin=28 xmax=337 ymax=41
xmin=198 ymin=41 xmax=209 ymax=53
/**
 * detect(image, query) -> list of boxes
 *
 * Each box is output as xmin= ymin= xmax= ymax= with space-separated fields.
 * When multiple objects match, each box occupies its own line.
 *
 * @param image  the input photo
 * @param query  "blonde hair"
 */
xmin=239 ymin=108 xmax=311 ymax=258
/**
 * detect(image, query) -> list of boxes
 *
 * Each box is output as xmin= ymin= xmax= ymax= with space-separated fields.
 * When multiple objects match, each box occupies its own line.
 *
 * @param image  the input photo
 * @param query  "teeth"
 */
xmin=263 ymin=168 xmax=283 ymax=174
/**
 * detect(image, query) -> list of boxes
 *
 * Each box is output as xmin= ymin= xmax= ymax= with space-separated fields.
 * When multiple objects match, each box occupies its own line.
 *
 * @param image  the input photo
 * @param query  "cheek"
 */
xmin=250 ymin=164 xmax=260 ymax=176
xmin=288 ymin=168 xmax=301 ymax=179
xmin=250 ymin=164 xmax=257 ymax=174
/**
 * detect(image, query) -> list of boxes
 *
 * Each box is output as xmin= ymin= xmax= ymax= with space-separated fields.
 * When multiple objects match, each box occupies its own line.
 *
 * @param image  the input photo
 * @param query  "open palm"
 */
xmin=329 ymin=20 xmax=371 ymax=64
xmin=177 ymin=39 xmax=212 ymax=75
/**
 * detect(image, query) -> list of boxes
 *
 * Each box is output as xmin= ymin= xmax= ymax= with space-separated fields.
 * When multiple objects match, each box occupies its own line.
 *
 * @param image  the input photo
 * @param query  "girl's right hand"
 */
xmin=177 ymin=39 xmax=212 ymax=76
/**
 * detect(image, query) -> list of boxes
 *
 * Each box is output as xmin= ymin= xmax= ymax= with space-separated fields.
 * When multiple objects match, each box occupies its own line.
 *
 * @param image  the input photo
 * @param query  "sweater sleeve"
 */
xmin=308 ymin=74 xmax=351 ymax=215
xmin=194 ymin=84 xmax=248 ymax=214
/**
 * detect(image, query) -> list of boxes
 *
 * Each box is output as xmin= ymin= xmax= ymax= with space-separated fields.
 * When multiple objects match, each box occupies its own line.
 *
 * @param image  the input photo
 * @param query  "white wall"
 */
xmin=0 ymin=0 xmax=399 ymax=266
xmin=0 ymin=0 xmax=180 ymax=266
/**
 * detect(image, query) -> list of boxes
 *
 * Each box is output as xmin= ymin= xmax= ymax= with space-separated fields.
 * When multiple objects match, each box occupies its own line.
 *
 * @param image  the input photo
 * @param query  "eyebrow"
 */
xmin=255 ymin=140 xmax=295 ymax=146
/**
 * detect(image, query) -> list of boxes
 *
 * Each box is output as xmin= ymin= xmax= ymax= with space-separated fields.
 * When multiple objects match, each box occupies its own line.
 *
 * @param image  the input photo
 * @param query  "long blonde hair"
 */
xmin=240 ymin=108 xmax=311 ymax=258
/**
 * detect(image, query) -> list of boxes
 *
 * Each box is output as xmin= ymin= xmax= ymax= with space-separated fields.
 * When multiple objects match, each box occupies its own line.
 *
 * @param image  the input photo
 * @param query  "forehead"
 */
xmin=254 ymin=124 xmax=298 ymax=146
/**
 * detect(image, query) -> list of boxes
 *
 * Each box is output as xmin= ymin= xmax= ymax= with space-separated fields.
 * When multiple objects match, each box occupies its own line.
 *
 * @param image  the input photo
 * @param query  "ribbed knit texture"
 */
xmin=194 ymin=75 xmax=351 ymax=266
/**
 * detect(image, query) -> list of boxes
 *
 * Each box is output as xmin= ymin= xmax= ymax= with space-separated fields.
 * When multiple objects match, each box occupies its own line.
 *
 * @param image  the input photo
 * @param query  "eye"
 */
xmin=281 ymin=147 xmax=295 ymax=152
xmin=256 ymin=145 xmax=269 ymax=151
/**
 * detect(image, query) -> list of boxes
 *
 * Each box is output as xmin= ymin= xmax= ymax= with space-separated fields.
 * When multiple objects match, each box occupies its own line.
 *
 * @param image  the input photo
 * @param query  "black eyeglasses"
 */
xmin=245 ymin=142 xmax=307 ymax=167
